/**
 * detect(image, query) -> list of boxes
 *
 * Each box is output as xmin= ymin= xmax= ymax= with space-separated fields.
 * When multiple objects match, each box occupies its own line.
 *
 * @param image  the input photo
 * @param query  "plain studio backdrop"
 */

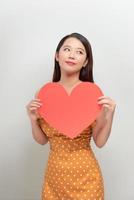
xmin=0 ymin=0 xmax=134 ymax=199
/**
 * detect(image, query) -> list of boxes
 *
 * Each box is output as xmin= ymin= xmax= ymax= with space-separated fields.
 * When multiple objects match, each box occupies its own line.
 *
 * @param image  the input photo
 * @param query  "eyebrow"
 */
xmin=63 ymin=45 xmax=85 ymax=52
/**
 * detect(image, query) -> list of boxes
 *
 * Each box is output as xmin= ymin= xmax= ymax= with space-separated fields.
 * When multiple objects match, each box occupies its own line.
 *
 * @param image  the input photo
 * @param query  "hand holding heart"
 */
xmin=37 ymin=81 xmax=104 ymax=139
xmin=97 ymin=96 xmax=116 ymax=119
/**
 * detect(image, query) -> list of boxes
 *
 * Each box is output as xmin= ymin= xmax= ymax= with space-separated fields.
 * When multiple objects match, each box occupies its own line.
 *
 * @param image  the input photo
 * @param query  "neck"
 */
xmin=59 ymin=71 xmax=81 ymax=87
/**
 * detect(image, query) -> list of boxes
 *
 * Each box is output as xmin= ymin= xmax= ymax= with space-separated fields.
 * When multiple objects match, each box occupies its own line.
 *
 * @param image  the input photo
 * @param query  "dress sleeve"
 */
xmin=90 ymin=120 xmax=97 ymax=135
xmin=91 ymin=120 xmax=97 ymax=129
xmin=36 ymin=118 xmax=49 ymax=138
xmin=37 ymin=117 xmax=45 ymax=131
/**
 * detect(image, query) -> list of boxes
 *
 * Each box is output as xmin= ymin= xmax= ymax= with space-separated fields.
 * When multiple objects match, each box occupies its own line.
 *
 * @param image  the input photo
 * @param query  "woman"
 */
xmin=26 ymin=32 xmax=116 ymax=200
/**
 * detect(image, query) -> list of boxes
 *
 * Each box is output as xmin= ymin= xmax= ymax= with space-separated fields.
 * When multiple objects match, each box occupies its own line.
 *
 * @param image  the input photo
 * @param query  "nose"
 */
xmin=68 ymin=50 xmax=75 ymax=59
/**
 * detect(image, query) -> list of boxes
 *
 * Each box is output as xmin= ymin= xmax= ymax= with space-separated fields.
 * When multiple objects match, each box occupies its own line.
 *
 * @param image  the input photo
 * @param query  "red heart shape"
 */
xmin=37 ymin=81 xmax=103 ymax=139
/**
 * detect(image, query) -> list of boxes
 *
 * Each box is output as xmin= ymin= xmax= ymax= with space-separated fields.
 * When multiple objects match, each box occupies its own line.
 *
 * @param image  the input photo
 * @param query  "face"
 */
xmin=55 ymin=37 xmax=88 ymax=74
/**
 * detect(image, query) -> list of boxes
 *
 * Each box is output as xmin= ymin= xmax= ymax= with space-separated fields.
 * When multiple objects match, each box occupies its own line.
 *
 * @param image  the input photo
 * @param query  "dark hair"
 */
xmin=52 ymin=32 xmax=94 ymax=83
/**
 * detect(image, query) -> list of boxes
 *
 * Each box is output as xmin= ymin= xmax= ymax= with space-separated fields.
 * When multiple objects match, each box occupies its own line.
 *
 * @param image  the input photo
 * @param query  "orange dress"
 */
xmin=37 ymin=117 xmax=104 ymax=200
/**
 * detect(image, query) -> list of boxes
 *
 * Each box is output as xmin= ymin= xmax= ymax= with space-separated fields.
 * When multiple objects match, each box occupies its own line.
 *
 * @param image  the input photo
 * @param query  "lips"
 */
xmin=65 ymin=61 xmax=76 ymax=65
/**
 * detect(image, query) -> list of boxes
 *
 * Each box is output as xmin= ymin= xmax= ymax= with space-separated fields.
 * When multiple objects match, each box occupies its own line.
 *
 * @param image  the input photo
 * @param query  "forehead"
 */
xmin=62 ymin=37 xmax=85 ymax=50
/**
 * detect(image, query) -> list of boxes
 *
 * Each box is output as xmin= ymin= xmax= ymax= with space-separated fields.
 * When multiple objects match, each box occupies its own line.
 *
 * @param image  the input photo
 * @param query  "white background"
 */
xmin=0 ymin=0 xmax=134 ymax=199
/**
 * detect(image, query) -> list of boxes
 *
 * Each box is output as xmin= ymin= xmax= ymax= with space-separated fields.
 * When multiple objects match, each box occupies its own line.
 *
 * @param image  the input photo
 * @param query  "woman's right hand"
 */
xmin=26 ymin=98 xmax=42 ymax=121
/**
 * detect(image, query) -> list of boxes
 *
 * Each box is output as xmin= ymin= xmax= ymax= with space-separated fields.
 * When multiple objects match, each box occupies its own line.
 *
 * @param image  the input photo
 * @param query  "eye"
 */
xmin=63 ymin=47 xmax=70 ymax=51
xmin=76 ymin=50 xmax=83 ymax=54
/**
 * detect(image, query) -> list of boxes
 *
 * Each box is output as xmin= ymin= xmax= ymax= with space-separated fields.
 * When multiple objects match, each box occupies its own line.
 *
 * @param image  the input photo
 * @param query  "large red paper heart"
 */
xmin=37 ymin=81 xmax=103 ymax=139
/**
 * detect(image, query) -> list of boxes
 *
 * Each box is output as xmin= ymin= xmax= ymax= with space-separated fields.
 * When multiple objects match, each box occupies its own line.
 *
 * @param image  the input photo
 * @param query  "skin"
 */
xmin=26 ymin=37 xmax=116 ymax=147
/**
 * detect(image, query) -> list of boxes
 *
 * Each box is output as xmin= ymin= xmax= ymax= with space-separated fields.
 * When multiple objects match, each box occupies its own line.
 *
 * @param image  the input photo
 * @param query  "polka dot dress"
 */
xmin=37 ymin=118 xmax=104 ymax=200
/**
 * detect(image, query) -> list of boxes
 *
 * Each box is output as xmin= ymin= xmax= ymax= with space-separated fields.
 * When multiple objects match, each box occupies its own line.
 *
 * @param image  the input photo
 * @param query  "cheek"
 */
xmin=57 ymin=54 xmax=66 ymax=67
xmin=58 ymin=52 xmax=66 ymax=61
xmin=77 ymin=57 xmax=86 ymax=65
xmin=58 ymin=57 xmax=65 ymax=64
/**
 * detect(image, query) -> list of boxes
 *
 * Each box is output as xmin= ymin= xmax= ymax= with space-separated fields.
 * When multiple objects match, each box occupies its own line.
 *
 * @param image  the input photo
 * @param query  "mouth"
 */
xmin=65 ymin=61 xmax=76 ymax=66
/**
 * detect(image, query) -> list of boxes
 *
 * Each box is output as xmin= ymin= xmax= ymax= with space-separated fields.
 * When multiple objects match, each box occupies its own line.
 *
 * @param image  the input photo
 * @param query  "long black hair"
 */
xmin=52 ymin=32 xmax=94 ymax=83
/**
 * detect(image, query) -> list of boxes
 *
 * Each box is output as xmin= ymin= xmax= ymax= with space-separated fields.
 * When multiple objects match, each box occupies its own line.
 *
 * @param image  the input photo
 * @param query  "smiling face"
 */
xmin=55 ymin=37 xmax=88 ymax=75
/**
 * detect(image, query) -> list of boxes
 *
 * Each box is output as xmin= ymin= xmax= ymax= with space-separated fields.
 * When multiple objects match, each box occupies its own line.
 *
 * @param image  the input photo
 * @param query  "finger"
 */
xmin=33 ymin=102 xmax=42 ymax=105
xmin=28 ymin=100 xmax=41 ymax=105
xmin=102 ymin=104 xmax=110 ymax=108
xmin=29 ymin=103 xmax=42 ymax=108
xmin=98 ymin=96 xmax=112 ymax=101
xmin=33 ymin=99 xmax=42 ymax=102
xmin=29 ymin=105 xmax=42 ymax=110
xmin=31 ymin=102 xmax=43 ymax=105
xmin=29 ymin=107 xmax=38 ymax=110
xmin=98 ymin=96 xmax=107 ymax=100
xmin=99 ymin=101 xmax=115 ymax=108
xmin=30 ymin=104 xmax=42 ymax=108
xmin=98 ymin=99 xmax=111 ymax=104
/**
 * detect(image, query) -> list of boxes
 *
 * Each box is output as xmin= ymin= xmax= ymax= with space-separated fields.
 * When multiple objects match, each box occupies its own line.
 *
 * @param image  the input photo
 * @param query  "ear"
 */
xmin=83 ymin=59 xmax=88 ymax=67
xmin=55 ymin=52 xmax=59 ymax=62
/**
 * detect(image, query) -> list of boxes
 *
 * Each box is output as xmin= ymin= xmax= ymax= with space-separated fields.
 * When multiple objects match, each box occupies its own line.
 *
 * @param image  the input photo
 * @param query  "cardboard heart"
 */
xmin=37 ymin=81 xmax=103 ymax=139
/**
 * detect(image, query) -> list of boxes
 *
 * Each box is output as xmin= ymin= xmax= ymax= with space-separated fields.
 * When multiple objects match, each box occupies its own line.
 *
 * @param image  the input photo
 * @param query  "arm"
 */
xmin=92 ymin=96 xmax=116 ymax=148
xmin=26 ymin=90 xmax=49 ymax=145
xmin=30 ymin=119 xmax=48 ymax=145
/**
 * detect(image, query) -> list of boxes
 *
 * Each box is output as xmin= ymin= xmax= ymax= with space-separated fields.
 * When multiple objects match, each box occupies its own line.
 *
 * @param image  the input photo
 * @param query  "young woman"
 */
xmin=26 ymin=32 xmax=116 ymax=200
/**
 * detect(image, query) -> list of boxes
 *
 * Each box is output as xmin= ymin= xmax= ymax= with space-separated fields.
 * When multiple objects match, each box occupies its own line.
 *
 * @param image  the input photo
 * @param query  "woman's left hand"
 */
xmin=97 ymin=96 xmax=116 ymax=119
